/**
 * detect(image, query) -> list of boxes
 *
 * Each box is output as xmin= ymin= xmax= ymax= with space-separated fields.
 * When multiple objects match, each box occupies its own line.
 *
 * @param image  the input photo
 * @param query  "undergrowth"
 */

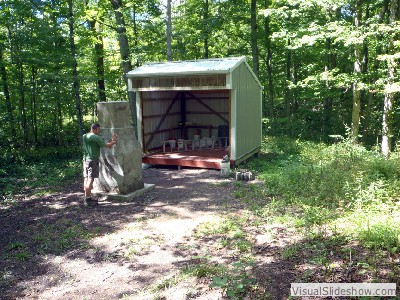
xmin=0 ymin=146 xmax=81 ymax=200
xmin=243 ymin=135 xmax=400 ymax=253
xmin=2 ymin=137 xmax=400 ymax=299
xmin=203 ymin=135 xmax=400 ymax=298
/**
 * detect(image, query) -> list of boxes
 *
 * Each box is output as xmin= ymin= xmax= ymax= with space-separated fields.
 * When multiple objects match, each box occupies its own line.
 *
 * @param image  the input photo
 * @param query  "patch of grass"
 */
xmin=195 ymin=218 xmax=240 ymax=237
xmin=211 ymin=135 xmax=400 ymax=295
xmin=183 ymin=256 xmax=226 ymax=278
xmin=245 ymin=136 xmax=400 ymax=256
xmin=282 ymin=244 xmax=302 ymax=259
xmin=4 ymin=242 xmax=32 ymax=261
xmin=13 ymin=251 xmax=31 ymax=261
xmin=152 ymin=272 xmax=190 ymax=292
xmin=357 ymin=218 xmax=400 ymax=253
xmin=195 ymin=217 xmax=252 ymax=253
xmin=27 ymin=221 xmax=94 ymax=255
xmin=6 ymin=241 xmax=25 ymax=251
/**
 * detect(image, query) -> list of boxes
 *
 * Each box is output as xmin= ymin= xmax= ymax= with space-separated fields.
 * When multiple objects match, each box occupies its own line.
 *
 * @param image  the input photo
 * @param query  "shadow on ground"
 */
xmin=0 ymin=167 xmax=234 ymax=299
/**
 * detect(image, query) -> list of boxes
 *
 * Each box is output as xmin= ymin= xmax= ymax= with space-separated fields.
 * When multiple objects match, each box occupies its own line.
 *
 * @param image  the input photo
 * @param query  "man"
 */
xmin=83 ymin=123 xmax=118 ymax=206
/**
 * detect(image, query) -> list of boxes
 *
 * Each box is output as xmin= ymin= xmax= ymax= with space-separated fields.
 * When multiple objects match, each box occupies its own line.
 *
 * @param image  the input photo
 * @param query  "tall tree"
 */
xmin=381 ymin=0 xmax=399 ymax=158
xmin=351 ymin=0 xmax=363 ymax=144
xmin=251 ymin=0 xmax=259 ymax=76
xmin=166 ymin=0 xmax=172 ymax=61
xmin=203 ymin=0 xmax=209 ymax=58
xmin=263 ymin=0 xmax=274 ymax=118
xmin=323 ymin=5 xmax=339 ymax=138
xmin=85 ymin=0 xmax=107 ymax=102
xmin=362 ymin=0 xmax=389 ymax=144
xmin=109 ymin=0 xmax=137 ymax=134
xmin=0 ymin=47 xmax=16 ymax=140
xmin=68 ymin=0 xmax=85 ymax=138
xmin=285 ymin=37 xmax=292 ymax=119
xmin=9 ymin=27 xmax=28 ymax=148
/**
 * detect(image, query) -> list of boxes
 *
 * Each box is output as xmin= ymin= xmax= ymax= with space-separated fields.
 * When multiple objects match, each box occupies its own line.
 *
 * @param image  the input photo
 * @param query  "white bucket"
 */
xmin=220 ymin=161 xmax=230 ymax=177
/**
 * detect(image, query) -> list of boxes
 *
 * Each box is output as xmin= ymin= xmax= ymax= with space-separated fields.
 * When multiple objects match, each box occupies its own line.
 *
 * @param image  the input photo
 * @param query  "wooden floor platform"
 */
xmin=142 ymin=149 xmax=229 ymax=169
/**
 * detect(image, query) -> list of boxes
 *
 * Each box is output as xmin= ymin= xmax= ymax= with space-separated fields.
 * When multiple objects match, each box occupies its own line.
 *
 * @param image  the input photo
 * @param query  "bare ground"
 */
xmin=1 ymin=167 xmax=398 ymax=300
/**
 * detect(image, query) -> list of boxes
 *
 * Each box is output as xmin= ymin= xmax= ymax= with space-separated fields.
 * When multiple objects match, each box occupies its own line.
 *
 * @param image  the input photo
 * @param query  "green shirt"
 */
xmin=83 ymin=133 xmax=106 ymax=160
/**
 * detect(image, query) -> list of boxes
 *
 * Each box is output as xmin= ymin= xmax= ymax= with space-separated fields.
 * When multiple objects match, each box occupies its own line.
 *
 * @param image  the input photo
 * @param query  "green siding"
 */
xmin=231 ymin=63 xmax=262 ymax=162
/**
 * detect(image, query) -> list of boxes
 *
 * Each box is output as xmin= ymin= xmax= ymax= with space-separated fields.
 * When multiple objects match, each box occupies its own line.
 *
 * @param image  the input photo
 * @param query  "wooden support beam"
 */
xmin=185 ymin=91 xmax=229 ymax=124
xmin=180 ymin=93 xmax=187 ymax=139
xmin=143 ymin=112 xmax=180 ymax=120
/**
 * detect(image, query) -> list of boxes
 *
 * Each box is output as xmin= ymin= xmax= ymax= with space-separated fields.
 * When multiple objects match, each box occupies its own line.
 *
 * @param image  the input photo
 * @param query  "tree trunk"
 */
xmin=68 ymin=0 xmax=85 ymax=139
xmin=109 ymin=0 xmax=137 ymax=136
xmin=251 ymin=0 xmax=259 ymax=76
xmin=361 ymin=4 xmax=371 ymax=143
xmin=203 ymin=0 xmax=209 ymax=59
xmin=285 ymin=38 xmax=291 ymax=119
xmin=30 ymin=66 xmax=38 ymax=145
xmin=323 ymin=8 xmax=339 ymax=138
xmin=363 ymin=0 xmax=389 ymax=144
xmin=382 ymin=88 xmax=393 ymax=158
xmin=0 ymin=49 xmax=16 ymax=140
xmin=351 ymin=0 xmax=363 ymax=144
xmin=7 ymin=24 xmax=28 ymax=147
xmin=264 ymin=0 xmax=273 ymax=118
xmin=51 ymin=0 xmax=63 ymax=145
xmin=166 ymin=0 xmax=172 ymax=61
xmin=17 ymin=62 xmax=28 ymax=148
xmin=131 ymin=4 xmax=139 ymax=67
xmin=323 ymin=37 xmax=333 ymax=137
xmin=292 ymin=56 xmax=298 ymax=113
xmin=89 ymin=18 xmax=107 ymax=102
xmin=381 ymin=0 xmax=398 ymax=158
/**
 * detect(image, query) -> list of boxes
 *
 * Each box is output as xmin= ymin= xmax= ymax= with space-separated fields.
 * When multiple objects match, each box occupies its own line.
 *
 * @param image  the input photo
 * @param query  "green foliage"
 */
xmin=256 ymin=136 xmax=400 ymax=209
xmin=183 ymin=256 xmax=226 ymax=278
xmin=210 ymin=259 xmax=256 ymax=300
xmin=282 ymin=244 xmax=302 ymax=259
xmin=195 ymin=217 xmax=252 ymax=253
xmin=249 ymin=136 xmax=400 ymax=254
xmin=0 ymin=0 xmax=399 ymax=151
xmin=358 ymin=221 xmax=400 ymax=253
xmin=0 ymin=147 xmax=81 ymax=198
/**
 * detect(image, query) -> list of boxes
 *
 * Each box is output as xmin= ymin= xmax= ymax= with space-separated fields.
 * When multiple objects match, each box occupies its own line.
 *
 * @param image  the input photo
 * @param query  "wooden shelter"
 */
xmin=126 ymin=57 xmax=262 ymax=169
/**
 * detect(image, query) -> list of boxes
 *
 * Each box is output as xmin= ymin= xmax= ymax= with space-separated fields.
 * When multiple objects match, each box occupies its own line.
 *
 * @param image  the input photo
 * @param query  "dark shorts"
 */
xmin=83 ymin=159 xmax=99 ymax=178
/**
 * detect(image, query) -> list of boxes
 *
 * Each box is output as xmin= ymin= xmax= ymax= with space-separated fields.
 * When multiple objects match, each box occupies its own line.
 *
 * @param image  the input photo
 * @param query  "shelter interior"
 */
xmin=140 ymin=89 xmax=230 ymax=169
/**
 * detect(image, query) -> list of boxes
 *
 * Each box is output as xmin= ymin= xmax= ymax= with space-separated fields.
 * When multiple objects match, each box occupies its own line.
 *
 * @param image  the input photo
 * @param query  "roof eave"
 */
xmin=126 ymin=69 xmax=230 ymax=78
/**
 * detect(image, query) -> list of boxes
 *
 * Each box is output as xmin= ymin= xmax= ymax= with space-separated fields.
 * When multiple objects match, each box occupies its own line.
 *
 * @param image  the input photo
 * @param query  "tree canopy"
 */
xmin=0 ymin=0 xmax=399 ymax=155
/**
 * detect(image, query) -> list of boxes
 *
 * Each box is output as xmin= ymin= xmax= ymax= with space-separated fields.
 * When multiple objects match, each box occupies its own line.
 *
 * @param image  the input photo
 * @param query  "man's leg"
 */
xmin=84 ymin=177 xmax=88 ymax=196
xmin=83 ymin=160 xmax=98 ymax=206
xmin=85 ymin=160 xmax=99 ymax=206
xmin=84 ymin=177 xmax=94 ymax=198
xmin=83 ymin=161 xmax=89 ymax=197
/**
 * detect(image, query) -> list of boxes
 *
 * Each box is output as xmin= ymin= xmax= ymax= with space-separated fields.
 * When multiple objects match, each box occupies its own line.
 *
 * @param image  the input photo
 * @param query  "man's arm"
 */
xmin=104 ymin=133 xmax=118 ymax=148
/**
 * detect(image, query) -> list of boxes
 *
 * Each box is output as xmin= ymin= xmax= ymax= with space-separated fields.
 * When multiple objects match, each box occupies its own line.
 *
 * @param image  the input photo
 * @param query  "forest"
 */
xmin=1 ymin=0 xmax=400 ymax=298
xmin=0 ymin=0 xmax=399 ymax=153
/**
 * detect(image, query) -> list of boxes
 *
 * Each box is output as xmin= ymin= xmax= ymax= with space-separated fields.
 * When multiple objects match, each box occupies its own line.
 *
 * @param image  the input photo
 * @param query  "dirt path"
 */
xmin=2 ymin=166 xmax=398 ymax=300
xmin=1 ymin=167 xmax=249 ymax=300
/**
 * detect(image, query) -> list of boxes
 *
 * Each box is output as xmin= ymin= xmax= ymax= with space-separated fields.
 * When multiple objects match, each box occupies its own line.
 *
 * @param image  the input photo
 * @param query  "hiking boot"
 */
xmin=84 ymin=197 xmax=98 ymax=206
